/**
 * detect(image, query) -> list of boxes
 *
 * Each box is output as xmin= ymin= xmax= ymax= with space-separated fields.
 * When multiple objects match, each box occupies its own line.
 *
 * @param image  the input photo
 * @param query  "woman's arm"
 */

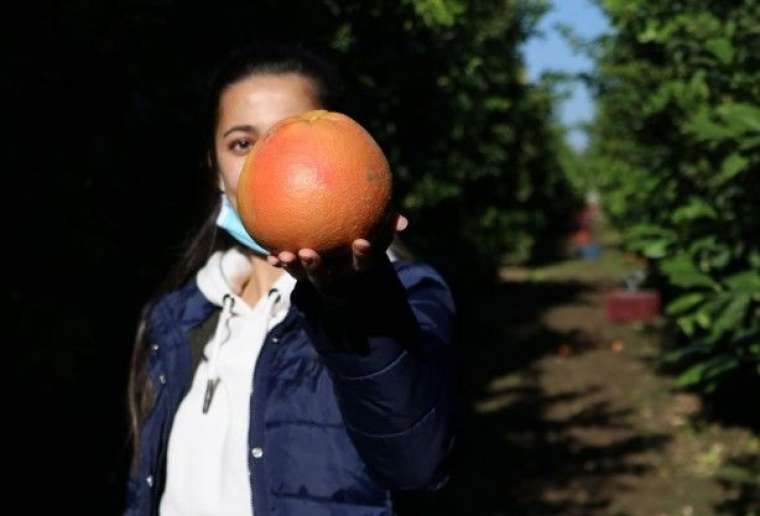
xmin=290 ymin=253 xmax=456 ymax=491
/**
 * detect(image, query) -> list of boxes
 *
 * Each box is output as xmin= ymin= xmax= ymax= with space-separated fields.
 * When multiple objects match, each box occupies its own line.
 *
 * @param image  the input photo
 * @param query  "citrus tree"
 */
xmin=586 ymin=0 xmax=760 ymax=392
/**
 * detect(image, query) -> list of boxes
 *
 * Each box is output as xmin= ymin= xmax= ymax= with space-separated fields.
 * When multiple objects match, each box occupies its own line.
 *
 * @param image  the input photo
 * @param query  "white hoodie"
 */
xmin=158 ymin=246 xmax=397 ymax=516
xmin=158 ymin=246 xmax=296 ymax=516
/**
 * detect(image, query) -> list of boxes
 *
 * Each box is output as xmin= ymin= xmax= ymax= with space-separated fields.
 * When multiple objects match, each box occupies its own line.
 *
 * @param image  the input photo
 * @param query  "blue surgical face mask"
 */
xmin=216 ymin=193 xmax=270 ymax=256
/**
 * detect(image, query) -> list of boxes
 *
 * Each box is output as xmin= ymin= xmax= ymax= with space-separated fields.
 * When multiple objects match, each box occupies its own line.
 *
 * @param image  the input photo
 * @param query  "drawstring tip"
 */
xmin=202 ymin=379 xmax=217 ymax=414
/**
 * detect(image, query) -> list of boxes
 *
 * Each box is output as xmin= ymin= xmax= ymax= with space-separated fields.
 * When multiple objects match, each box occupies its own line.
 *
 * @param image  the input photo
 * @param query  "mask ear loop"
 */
xmin=217 ymin=170 xmax=226 ymax=194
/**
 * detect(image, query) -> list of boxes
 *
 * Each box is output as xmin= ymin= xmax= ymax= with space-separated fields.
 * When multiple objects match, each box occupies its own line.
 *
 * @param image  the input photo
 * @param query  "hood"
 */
xmin=194 ymin=246 xmax=296 ymax=414
xmin=196 ymin=246 xmax=260 ymax=309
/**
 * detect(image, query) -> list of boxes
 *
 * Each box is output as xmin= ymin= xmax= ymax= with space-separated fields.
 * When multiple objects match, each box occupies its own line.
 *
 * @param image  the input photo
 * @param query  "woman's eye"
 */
xmin=230 ymin=140 xmax=253 ymax=154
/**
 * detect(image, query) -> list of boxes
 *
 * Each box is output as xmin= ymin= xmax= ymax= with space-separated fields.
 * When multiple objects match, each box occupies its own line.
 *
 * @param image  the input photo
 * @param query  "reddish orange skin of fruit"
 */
xmin=237 ymin=110 xmax=393 ymax=254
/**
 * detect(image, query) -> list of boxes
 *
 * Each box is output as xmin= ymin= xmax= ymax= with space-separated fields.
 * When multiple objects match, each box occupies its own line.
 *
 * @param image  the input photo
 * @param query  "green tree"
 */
xmin=587 ymin=0 xmax=760 ymax=393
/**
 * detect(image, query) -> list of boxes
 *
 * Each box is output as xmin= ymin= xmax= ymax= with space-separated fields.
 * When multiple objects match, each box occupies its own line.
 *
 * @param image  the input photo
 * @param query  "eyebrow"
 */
xmin=222 ymin=125 xmax=260 ymax=138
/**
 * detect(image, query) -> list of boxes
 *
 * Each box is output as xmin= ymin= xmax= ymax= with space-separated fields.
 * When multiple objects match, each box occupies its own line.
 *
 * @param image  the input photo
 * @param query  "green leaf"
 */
xmin=625 ymin=224 xmax=676 ymax=238
xmin=710 ymin=294 xmax=751 ymax=341
xmin=675 ymin=354 xmax=740 ymax=387
xmin=676 ymin=361 xmax=709 ymax=387
xmin=638 ymin=20 xmax=662 ymax=43
xmin=661 ymin=255 xmax=718 ymax=289
xmin=707 ymin=247 xmax=731 ymax=269
xmin=702 ymin=355 xmax=740 ymax=380
xmin=663 ymin=343 xmax=713 ymax=364
xmin=724 ymin=270 xmax=760 ymax=295
xmin=750 ymin=252 xmax=760 ymax=269
xmin=739 ymin=135 xmax=760 ymax=150
xmin=713 ymin=153 xmax=749 ymax=186
xmin=666 ymin=293 xmax=705 ymax=315
xmin=641 ymin=239 xmax=671 ymax=259
xmin=406 ymin=0 xmax=466 ymax=27
xmin=677 ymin=315 xmax=697 ymax=336
xmin=716 ymin=103 xmax=760 ymax=134
xmin=671 ymin=198 xmax=717 ymax=223
xmin=688 ymin=236 xmax=718 ymax=254
xmin=331 ymin=23 xmax=354 ymax=52
xmin=483 ymin=96 xmax=511 ymax=112
xmin=694 ymin=294 xmax=734 ymax=342
xmin=626 ymin=224 xmax=677 ymax=258
xmin=687 ymin=110 xmax=737 ymax=140
xmin=696 ymin=310 xmax=712 ymax=329
xmin=705 ymin=38 xmax=734 ymax=64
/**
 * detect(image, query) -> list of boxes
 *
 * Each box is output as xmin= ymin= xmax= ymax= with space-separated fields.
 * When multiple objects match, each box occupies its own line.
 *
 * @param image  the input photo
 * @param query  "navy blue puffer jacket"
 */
xmin=123 ymin=253 xmax=456 ymax=516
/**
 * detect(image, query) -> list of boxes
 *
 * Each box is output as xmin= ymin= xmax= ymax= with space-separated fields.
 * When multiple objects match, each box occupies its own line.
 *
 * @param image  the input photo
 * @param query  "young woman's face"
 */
xmin=214 ymin=72 xmax=321 ymax=209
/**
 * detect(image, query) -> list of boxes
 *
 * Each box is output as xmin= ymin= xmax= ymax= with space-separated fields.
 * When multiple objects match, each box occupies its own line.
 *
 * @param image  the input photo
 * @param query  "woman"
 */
xmin=124 ymin=43 xmax=456 ymax=516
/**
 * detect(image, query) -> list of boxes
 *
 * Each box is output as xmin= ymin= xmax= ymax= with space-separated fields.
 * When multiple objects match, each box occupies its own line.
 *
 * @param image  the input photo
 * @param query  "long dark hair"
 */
xmin=126 ymin=42 xmax=414 ymax=474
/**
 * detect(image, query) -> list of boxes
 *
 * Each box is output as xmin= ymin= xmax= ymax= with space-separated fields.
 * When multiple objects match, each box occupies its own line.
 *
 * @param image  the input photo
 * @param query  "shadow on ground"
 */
xmin=713 ymin=453 xmax=760 ymax=515
xmin=396 ymin=278 xmax=670 ymax=516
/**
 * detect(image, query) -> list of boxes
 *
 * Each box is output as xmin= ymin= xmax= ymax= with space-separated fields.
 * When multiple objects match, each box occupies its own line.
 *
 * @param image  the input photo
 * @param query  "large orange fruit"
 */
xmin=237 ymin=109 xmax=393 ymax=255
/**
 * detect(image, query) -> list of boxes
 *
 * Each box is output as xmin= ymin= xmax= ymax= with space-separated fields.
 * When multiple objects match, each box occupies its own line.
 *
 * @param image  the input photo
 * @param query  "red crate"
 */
xmin=605 ymin=289 xmax=661 ymax=323
xmin=570 ymin=228 xmax=593 ymax=246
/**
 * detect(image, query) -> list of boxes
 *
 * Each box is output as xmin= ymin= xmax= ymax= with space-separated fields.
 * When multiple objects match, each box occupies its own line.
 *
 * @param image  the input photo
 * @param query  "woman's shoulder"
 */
xmin=146 ymin=275 xmax=217 ymax=339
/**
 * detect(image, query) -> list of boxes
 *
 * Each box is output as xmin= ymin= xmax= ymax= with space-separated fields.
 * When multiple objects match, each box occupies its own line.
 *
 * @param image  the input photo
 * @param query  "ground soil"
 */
xmin=396 ymin=240 xmax=759 ymax=516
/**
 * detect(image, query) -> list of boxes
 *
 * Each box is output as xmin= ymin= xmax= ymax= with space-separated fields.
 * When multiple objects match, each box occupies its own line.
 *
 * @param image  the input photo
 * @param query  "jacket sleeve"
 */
xmin=290 ymin=253 xmax=456 ymax=491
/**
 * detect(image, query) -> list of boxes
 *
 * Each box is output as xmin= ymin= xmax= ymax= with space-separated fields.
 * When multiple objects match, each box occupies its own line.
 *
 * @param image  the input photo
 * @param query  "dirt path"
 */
xmin=399 ymin=244 xmax=759 ymax=516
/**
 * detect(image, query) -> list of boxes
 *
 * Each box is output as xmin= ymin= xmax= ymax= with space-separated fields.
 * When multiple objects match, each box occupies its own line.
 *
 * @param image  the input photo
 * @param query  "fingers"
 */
xmin=265 ymin=212 xmax=410 ymax=284
xmin=267 ymin=249 xmax=333 ymax=288
xmin=352 ymin=239 xmax=373 ymax=271
xmin=297 ymin=248 xmax=320 ymax=269
xmin=267 ymin=250 xmax=309 ymax=281
xmin=396 ymin=213 xmax=409 ymax=232
xmin=297 ymin=249 xmax=337 ymax=291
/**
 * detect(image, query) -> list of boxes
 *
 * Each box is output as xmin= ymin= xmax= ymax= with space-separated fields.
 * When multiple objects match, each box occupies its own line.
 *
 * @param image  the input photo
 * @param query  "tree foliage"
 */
xmin=58 ymin=0 xmax=576 ymax=290
xmin=586 ymin=0 xmax=760 ymax=392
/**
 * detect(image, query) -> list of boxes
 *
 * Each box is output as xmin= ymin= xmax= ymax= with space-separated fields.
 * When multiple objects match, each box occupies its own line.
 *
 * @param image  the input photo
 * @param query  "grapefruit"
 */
xmin=236 ymin=110 xmax=393 ymax=255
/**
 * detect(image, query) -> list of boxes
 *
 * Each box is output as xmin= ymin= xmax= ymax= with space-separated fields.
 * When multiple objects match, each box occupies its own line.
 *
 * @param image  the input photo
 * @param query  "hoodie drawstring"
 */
xmin=203 ymin=293 xmax=235 ymax=414
xmin=202 ymin=287 xmax=284 ymax=415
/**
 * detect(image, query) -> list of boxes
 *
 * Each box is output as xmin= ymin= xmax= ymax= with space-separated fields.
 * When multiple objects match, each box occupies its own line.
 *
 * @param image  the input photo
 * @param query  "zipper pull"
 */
xmin=202 ymin=378 xmax=220 ymax=414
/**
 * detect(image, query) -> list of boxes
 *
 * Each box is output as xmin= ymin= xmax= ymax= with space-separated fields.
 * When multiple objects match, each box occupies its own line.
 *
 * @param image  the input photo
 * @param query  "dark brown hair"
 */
xmin=126 ymin=42 xmax=414 ymax=474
